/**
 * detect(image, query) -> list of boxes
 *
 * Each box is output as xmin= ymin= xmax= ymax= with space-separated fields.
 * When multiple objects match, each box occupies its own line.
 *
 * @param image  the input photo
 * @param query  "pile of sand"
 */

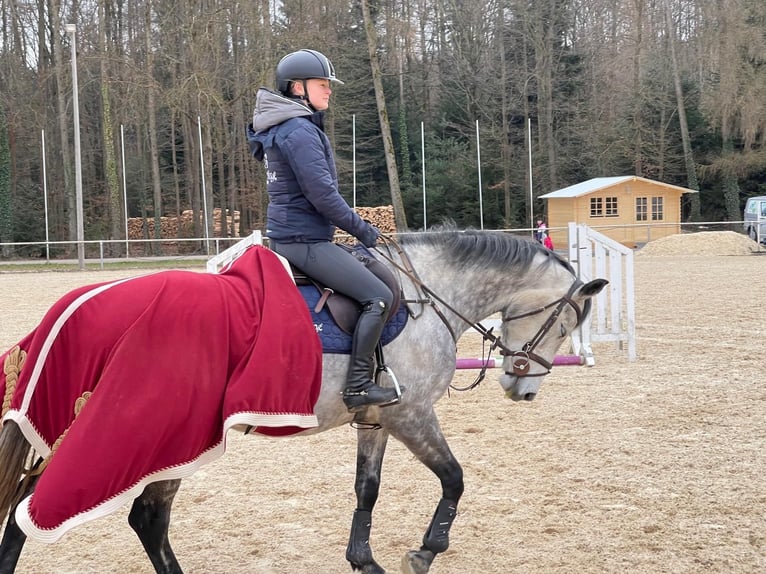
xmin=637 ymin=231 xmax=760 ymax=256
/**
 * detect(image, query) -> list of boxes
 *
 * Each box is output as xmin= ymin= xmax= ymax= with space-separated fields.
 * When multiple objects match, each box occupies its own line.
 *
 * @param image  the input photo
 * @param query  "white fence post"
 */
xmin=205 ymin=230 xmax=262 ymax=273
xmin=568 ymin=222 xmax=637 ymax=363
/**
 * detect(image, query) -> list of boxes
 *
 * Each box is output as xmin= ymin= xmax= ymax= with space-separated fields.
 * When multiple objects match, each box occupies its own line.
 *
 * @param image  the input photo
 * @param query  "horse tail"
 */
xmin=0 ymin=421 xmax=33 ymax=522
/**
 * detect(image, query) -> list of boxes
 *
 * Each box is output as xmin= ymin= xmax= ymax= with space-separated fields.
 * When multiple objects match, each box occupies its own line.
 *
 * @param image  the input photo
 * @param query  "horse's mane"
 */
xmin=396 ymin=225 xmax=590 ymax=325
xmin=396 ymin=224 xmax=575 ymax=275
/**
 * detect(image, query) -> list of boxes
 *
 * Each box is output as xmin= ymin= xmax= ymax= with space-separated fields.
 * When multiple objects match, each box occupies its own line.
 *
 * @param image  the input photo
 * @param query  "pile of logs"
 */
xmin=126 ymin=216 xmax=183 ymax=240
xmin=127 ymin=208 xmax=240 ymax=240
xmin=334 ymin=205 xmax=397 ymax=244
xmin=353 ymin=205 xmax=397 ymax=234
xmin=125 ymin=206 xmax=393 ymax=254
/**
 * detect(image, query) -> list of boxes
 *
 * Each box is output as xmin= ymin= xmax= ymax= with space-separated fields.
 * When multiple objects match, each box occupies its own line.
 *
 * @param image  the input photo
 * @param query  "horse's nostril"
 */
xmin=523 ymin=393 xmax=537 ymax=401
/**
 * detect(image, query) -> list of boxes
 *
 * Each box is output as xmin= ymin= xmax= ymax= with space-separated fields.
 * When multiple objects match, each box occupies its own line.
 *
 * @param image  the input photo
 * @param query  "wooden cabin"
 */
xmin=539 ymin=176 xmax=697 ymax=248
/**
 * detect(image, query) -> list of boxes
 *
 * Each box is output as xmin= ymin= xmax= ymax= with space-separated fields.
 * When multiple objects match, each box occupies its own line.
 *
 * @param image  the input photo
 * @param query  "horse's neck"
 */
xmin=402 ymin=247 xmax=516 ymax=337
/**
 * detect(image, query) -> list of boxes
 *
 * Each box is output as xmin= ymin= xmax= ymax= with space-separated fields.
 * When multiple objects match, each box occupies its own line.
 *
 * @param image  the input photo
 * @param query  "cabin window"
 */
xmin=636 ymin=197 xmax=647 ymax=221
xmin=590 ymin=197 xmax=602 ymax=217
xmin=651 ymin=197 xmax=664 ymax=221
xmin=590 ymin=196 xmax=618 ymax=218
xmin=605 ymin=197 xmax=618 ymax=217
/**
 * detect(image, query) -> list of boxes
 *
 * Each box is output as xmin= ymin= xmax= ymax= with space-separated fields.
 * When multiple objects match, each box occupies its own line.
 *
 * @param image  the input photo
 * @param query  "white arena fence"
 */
xmin=0 ymin=236 xmax=246 ymax=267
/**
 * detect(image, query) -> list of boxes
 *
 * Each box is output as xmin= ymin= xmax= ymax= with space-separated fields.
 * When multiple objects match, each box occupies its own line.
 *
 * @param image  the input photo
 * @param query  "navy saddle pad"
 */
xmin=298 ymin=285 xmax=409 ymax=354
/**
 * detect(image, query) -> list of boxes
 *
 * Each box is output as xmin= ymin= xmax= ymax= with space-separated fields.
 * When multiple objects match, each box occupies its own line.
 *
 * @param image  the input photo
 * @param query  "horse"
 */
xmin=0 ymin=227 xmax=607 ymax=574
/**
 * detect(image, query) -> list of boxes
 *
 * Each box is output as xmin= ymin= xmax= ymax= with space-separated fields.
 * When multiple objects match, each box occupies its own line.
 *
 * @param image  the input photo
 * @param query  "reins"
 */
xmin=373 ymin=234 xmax=584 ymax=391
xmin=373 ymin=235 xmax=503 ymax=350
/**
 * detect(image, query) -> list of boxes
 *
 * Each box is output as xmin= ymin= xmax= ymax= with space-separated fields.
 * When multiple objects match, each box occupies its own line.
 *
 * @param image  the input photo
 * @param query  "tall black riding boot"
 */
xmin=342 ymin=298 xmax=402 ymax=413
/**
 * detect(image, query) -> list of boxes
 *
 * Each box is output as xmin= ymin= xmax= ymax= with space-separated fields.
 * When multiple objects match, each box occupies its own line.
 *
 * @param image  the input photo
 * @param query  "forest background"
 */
xmin=0 ymin=0 xmax=764 ymax=255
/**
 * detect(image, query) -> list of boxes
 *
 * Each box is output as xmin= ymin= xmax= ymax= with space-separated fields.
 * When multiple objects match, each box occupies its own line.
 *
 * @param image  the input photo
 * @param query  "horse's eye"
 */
xmin=559 ymin=323 xmax=567 ymax=338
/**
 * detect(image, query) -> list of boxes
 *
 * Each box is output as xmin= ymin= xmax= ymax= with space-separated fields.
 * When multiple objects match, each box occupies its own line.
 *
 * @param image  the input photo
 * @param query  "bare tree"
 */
xmin=361 ymin=0 xmax=408 ymax=230
xmin=530 ymin=0 xmax=561 ymax=190
xmin=51 ymin=0 xmax=75 ymax=248
xmin=700 ymin=0 xmax=766 ymax=219
xmin=99 ymin=0 xmax=123 ymax=251
xmin=144 ymin=0 xmax=164 ymax=250
xmin=664 ymin=0 xmax=700 ymax=220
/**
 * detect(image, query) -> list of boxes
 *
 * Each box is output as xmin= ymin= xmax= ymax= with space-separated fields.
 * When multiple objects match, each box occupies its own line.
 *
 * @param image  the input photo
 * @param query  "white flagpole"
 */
xmin=41 ymin=130 xmax=50 ymax=261
xmin=528 ymin=116 xmax=534 ymax=234
xmin=198 ymin=116 xmax=210 ymax=252
xmin=421 ymin=121 xmax=426 ymax=230
xmin=121 ymin=125 xmax=129 ymax=257
xmin=476 ymin=120 xmax=484 ymax=229
xmin=66 ymin=24 xmax=85 ymax=270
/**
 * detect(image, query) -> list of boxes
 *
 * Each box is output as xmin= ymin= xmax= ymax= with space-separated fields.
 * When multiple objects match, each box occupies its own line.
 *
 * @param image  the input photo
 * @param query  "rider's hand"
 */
xmin=360 ymin=224 xmax=380 ymax=248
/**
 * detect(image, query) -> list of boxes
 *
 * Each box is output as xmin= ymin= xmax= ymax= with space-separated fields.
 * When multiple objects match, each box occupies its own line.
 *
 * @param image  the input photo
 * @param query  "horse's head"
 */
xmin=498 ymin=277 xmax=608 ymax=401
xmin=388 ymin=229 xmax=609 ymax=401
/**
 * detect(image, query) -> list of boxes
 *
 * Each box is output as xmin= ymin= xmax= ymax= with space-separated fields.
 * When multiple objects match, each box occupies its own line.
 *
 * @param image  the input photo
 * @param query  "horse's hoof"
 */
xmin=351 ymin=560 xmax=386 ymax=574
xmin=400 ymin=550 xmax=434 ymax=574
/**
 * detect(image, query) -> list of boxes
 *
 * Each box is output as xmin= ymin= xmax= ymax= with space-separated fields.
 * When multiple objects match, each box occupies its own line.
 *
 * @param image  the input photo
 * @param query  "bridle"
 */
xmin=448 ymin=278 xmax=583 ymax=391
xmin=373 ymin=235 xmax=585 ymax=389
xmin=499 ymin=280 xmax=584 ymax=377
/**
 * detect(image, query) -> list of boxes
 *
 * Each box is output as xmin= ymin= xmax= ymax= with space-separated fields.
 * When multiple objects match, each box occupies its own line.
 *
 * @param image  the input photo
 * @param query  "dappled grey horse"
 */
xmin=0 ymin=228 xmax=606 ymax=574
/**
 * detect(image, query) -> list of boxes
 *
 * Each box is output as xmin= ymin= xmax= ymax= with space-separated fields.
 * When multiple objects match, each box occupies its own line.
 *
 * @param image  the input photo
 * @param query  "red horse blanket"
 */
xmin=0 ymin=246 xmax=322 ymax=543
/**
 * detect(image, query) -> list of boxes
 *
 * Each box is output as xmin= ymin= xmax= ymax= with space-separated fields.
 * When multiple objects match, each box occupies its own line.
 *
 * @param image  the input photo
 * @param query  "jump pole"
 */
xmin=456 ymin=355 xmax=584 ymax=370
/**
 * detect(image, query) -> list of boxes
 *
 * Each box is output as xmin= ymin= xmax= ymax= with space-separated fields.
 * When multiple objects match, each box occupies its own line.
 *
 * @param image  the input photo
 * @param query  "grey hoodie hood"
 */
xmin=252 ymin=88 xmax=313 ymax=132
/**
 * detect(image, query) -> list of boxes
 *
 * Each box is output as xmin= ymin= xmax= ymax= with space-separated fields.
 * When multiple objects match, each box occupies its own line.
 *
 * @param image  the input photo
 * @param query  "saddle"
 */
xmin=288 ymin=244 xmax=402 ymax=335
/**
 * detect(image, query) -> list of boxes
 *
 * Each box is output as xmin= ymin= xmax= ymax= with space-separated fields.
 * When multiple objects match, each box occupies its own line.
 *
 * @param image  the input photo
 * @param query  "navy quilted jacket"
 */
xmin=247 ymin=89 xmax=378 ymax=246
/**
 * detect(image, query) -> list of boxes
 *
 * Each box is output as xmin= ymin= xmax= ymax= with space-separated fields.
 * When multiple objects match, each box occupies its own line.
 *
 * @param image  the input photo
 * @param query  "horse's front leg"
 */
xmin=389 ymin=409 xmax=464 ymax=574
xmin=346 ymin=428 xmax=390 ymax=574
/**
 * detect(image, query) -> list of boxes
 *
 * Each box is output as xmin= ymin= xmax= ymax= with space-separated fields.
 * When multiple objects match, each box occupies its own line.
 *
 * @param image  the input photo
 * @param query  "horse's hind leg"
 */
xmin=0 ymin=475 xmax=39 ymax=574
xmin=0 ymin=513 xmax=26 ymax=574
xmin=346 ymin=428 xmax=390 ymax=574
xmin=128 ymin=479 xmax=183 ymax=574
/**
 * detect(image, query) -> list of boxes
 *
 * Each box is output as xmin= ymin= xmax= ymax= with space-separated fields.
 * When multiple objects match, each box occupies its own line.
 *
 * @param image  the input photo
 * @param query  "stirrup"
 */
xmin=342 ymin=383 xmax=402 ymax=413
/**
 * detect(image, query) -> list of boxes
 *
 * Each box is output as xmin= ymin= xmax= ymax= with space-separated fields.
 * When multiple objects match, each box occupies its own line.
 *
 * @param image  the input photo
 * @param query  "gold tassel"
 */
xmin=30 ymin=391 xmax=93 ymax=477
xmin=2 ymin=346 xmax=27 ymax=418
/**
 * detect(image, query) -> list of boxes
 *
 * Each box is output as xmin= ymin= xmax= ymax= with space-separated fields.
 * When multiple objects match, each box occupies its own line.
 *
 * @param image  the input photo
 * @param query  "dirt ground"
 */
xmin=1 ymin=237 xmax=765 ymax=573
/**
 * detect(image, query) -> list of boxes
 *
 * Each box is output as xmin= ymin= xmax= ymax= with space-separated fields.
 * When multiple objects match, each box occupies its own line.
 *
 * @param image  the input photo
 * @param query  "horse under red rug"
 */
xmin=0 ymin=246 xmax=322 ymax=543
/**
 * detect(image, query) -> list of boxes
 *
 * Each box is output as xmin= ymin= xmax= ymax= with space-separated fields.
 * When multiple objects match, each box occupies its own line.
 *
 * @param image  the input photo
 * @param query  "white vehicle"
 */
xmin=743 ymin=196 xmax=766 ymax=244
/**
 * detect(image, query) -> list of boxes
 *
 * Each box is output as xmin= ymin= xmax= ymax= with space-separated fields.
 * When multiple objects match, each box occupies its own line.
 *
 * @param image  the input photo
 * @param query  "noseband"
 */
xmin=498 ymin=280 xmax=584 ymax=377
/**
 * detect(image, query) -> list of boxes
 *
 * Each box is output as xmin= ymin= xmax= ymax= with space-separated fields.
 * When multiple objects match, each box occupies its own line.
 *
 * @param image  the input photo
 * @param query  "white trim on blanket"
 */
xmin=15 ymin=409 xmax=318 ymax=543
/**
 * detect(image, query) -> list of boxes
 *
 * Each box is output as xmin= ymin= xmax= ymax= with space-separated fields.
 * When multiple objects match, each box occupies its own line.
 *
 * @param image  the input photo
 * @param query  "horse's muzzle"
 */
xmin=504 ymin=389 xmax=538 ymax=401
xmin=499 ymin=372 xmax=541 ymax=401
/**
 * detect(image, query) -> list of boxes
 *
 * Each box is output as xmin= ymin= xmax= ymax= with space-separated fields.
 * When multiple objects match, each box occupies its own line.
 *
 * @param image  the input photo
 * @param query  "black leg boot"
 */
xmin=342 ymin=298 xmax=402 ymax=413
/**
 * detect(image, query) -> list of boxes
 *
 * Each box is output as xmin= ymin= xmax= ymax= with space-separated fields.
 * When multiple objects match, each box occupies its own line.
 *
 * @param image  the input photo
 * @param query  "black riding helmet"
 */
xmin=275 ymin=49 xmax=344 ymax=96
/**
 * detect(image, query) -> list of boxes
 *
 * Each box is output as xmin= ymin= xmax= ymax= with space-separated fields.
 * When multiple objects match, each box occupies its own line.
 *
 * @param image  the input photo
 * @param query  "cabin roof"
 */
xmin=539 ymin=176 xmax=697 ymax=199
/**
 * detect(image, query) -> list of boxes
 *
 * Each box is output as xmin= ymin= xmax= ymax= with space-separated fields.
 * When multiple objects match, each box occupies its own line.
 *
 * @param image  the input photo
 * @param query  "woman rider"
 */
xmin=247 ymin=49 xmax=402 ymax=413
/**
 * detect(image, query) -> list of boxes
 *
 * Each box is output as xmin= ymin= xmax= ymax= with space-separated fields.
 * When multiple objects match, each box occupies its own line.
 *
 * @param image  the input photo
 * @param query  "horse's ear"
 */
xmin=579 ymin=278 xmax=608 ymax=297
